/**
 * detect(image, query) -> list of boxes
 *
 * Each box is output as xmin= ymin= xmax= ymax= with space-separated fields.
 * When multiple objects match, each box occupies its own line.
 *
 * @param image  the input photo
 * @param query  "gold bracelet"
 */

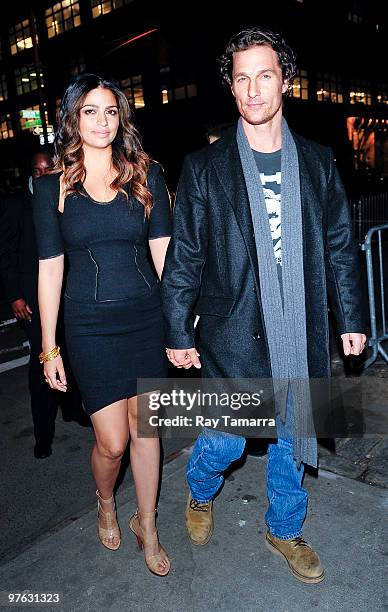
xmin=39 ymin=346 xmax=60 ymax=364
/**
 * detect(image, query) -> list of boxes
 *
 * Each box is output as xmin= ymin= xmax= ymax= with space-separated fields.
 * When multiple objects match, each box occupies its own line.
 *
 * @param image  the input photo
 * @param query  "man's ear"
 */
xmin=282 ymin=79 xmax=289 ymax=95
xmin=230 ymin=81 xmax=236 ymax=98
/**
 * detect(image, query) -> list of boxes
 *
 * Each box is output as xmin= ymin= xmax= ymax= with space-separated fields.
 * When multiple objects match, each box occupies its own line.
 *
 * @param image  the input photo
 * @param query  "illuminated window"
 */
xmin=160 ymin=67 xmax=197 ymax=104
xmin=69 ymin=55 xmax=86 ymax=76
xmin=0 ymin=75 xmax=8 ymax=102
xmin=120 ymin=75 xmax=144 ymax=108
xmin=9 ymin=19 xmax=34 ymax=55
xmin=289 ymin=69 xmax=308 ymax=100
xmin=0 ymin=113 xmax=14 ymax=139
xmin=46 ymin=0 xmax=81 ymax=39
xmin=15 ymin=67 xmax=44 ymax=96
xmin=377 ymin=87 xmax=388 ymax=106
xmin=160 ymin=66 xmax=172 ymax=104
xmin=316 ymin=74 xmax=343 ymax=103
xmin=161 ymin=84 xmax=197 ymax=104
xmin=349 ymin=80 xmax=372 ymax=105
xmin=91 ymin=0 xmax=133 ymax=18
xmin=347 ymin=0 xmax=364 ymax=23
xmin=347 ymin=117 xmax=376 ymax=171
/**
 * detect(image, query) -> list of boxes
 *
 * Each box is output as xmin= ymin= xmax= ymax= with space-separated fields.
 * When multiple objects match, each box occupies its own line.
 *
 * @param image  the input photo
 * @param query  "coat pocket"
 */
xmin=193 ymin=295 xmax=235 ymax=317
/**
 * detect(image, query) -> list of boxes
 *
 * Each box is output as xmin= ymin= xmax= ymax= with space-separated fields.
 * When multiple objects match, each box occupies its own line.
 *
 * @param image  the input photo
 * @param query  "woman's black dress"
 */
xmin=33 ymin=163 xmax=172 ymax=415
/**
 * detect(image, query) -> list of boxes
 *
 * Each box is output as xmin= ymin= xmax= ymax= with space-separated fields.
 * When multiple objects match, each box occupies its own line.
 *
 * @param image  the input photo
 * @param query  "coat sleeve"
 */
xmin=0 ymin=198 xmax=23 ymax=303
xmin=324 ymin=150 xmax=365 ymax=335
xmin=160 ymin=155 xmax=209 ymax=348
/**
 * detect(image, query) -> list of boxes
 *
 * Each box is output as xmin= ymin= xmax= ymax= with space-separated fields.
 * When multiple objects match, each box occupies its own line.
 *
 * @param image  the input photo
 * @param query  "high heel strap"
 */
xmin=129 ymin=510 xmax=170 ymax=576
xmin=96 ymin=489 xmax=114 ymax=504
xmin=133 ymin=508 xmax=157 ymax=518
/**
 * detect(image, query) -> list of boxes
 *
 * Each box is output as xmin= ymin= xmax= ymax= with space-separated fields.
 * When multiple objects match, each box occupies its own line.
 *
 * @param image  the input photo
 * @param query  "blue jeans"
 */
xmin=186 ymin=395 xmax=308 ymax=540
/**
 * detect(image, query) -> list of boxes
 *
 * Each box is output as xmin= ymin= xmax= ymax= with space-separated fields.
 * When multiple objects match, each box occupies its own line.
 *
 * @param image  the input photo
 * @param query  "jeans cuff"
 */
xmin=267 ymin=528 xmax=303 ymax=540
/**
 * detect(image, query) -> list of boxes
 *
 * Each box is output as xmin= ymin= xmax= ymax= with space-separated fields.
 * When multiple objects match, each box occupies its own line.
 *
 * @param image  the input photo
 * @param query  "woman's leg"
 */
xmin=91 ymin=399 xmax=130 ymax=547
xmin=91 ymin=399 xmax=130 ymax=497
xmin=128 ymin=394 xmax=169 ymax=572
xmin=127 ymin=394 xmax=160 ymax=513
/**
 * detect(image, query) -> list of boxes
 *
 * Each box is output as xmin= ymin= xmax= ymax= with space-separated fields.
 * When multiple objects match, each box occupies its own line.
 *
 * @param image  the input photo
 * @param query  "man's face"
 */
xmin=231 ymin=45 xmax=288 ymax=126
xmin=32 ymin=154 xmax=52 ymax=178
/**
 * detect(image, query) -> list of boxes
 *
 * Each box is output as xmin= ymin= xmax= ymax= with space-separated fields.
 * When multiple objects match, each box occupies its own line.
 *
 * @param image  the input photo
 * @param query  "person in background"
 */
xmin=205 ymin=122 xmax=234 ymax=144
xmin=0 ymin=152 xmax=60 ymax=459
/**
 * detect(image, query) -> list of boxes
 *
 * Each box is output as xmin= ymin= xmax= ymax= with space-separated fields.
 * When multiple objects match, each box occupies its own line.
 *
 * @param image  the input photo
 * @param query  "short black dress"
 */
xmin=32 ymin=163 xmax=172 ymax=415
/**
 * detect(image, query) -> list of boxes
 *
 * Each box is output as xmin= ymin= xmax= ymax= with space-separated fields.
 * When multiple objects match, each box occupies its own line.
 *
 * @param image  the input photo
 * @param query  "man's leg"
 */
xmin=186 ymin=428 xmax=246 ymax=545
xmin=265 ymin=436 xmax=307 ymax=539
xmin=264 ymin=393 xmax=324 ymax=583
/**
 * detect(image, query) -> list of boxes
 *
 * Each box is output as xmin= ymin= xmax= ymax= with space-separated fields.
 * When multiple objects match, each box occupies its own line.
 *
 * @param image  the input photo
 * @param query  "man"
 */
xmin=161 ymin=27 xmax=366 ymax=584
xmin=0 ymin=152 xmax=84 ymax=458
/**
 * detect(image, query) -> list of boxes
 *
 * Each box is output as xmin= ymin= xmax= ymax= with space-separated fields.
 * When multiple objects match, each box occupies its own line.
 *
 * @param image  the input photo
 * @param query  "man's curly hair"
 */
xmin=219 ymin=27 xmax=297 ymax=93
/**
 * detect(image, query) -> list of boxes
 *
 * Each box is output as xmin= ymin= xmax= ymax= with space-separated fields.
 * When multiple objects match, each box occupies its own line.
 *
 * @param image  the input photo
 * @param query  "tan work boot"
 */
xmin=265 ymin=532 xmax=325 ymax=584
xmin=185 ymin=493 xmax=213 ymax=545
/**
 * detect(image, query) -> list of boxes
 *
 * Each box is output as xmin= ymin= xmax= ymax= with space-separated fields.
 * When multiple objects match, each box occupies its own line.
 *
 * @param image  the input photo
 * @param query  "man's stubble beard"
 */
xmin=241 ymin=101 xmax=283 ymax=127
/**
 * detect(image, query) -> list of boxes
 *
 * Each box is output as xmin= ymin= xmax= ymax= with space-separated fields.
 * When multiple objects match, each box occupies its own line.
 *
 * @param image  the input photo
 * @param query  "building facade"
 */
xmin=0 ymin=0 xmax=387 ymax=192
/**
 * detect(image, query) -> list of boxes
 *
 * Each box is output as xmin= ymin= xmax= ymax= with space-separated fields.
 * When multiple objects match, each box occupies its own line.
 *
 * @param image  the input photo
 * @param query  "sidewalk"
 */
xmin=0 ymin=447 xmax=387 ymax=612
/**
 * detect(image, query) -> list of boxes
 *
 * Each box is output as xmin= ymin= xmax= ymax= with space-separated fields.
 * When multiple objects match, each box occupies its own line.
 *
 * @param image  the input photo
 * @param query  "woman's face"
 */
xmin=79 ymin=87 xmax=119 ymax=150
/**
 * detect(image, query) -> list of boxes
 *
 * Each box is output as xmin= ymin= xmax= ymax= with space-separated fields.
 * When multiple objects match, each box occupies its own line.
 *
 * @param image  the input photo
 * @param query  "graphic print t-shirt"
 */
xmin=252 ymin=148 xmax=282 ymax=296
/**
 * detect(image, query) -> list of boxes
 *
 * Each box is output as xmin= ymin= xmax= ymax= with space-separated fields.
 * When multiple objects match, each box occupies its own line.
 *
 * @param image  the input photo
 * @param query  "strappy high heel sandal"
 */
xmin=96 ymin=489 xmax=121 ymax=551
xmin=129 ymin=510 xmax=170 ymax=576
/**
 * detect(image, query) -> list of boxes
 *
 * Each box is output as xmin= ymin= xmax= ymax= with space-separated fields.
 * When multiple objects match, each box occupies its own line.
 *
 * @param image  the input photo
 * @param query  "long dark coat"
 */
xmin=161 ymin=125 xmax=364 ymax=381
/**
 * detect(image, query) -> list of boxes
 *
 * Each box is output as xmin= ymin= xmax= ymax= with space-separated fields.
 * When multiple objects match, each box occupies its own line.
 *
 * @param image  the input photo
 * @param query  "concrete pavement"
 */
xmin=0 ymin=448 xmax=387 ymax=612
xmin=1 ymin=322 xmax=387 ymax=611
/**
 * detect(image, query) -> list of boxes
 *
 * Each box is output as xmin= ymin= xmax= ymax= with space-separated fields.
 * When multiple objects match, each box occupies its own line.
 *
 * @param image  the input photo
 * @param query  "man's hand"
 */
xmin=11 ymin=298 xmax=32 ymax=322
xmin=341 ymin=333 xmax=367 ymax=356
xmin=166 ymin=347 xmax=201 ymax=370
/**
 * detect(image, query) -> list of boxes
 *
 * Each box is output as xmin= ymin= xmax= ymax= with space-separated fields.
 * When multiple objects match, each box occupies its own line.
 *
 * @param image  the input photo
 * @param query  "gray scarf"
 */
xmin=236 ymin=117 xmax=317 ymax=468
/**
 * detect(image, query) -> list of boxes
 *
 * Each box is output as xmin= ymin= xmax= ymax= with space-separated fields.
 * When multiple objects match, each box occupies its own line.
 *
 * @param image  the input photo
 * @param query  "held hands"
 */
xmin=43 ymin=355 xmax=67 ymax=392
xmin=166 ymin=347 xmax=201 ymax=370
xmin=11 ymin=298 xmax=32 ymax=322
xmin=166 ymin=335 xmax=367 ymax=368
xmin=341 ymin=333 xmax=367 ymax=356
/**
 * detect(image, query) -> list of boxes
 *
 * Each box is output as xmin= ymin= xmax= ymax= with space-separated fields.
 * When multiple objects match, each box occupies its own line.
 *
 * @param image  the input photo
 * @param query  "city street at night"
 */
xmin=1 ymin=1 xmax=388 ymax=611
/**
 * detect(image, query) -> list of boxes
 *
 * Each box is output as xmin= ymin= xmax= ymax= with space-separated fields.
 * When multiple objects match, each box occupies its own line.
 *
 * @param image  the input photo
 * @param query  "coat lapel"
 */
xmin=211 ymin=130 xmax=322 ymax=299
xmin=212 ymin=136 xmax=261 ymax=291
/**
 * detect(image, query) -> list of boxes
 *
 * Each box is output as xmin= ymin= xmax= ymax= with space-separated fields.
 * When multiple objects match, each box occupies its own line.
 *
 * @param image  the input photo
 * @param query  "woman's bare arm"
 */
xmin=38 ymin=255 xmax=67 ymax=391
xmin=149 ymin=237 xmax=171 ymax=280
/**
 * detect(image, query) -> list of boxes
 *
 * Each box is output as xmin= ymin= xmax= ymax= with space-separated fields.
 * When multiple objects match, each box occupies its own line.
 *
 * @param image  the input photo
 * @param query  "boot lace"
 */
xmin=290 ymin=536 xmax=308 ymax=548
xmin=190 ymin=499 xmax=210 ymax=512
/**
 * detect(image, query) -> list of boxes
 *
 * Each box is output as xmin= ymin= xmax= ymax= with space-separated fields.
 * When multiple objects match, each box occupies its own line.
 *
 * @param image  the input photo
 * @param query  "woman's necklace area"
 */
xmin=84 ymin=165 xmax=117 ymax=204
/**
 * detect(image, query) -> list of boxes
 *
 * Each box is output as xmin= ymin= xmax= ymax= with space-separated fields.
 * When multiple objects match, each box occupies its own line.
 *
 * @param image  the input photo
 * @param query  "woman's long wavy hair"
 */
xmin=52 ymin=73 xmax=152 ymax=216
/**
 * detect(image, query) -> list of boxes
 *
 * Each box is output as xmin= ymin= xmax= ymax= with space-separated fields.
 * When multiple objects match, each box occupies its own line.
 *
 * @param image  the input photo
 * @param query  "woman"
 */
xmin=33 ymin=74 xmax=172 ymax=576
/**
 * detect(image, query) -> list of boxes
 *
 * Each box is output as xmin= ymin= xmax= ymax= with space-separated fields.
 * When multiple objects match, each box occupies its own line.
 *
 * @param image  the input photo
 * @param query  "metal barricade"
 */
xmin=361 ymin=223 xmax=388 ymax=368
xmin=351 ymin=192 xmax=388 ymax=245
